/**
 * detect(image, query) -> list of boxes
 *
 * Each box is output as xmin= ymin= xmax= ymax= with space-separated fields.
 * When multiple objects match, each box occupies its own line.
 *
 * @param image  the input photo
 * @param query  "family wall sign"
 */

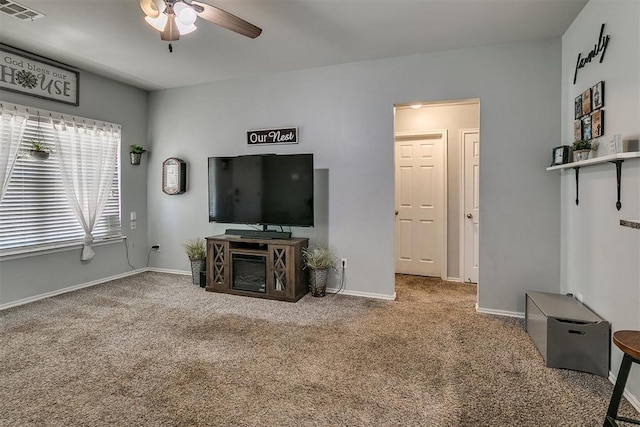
xmin=573 ymin=23 xmax=610 ymax=84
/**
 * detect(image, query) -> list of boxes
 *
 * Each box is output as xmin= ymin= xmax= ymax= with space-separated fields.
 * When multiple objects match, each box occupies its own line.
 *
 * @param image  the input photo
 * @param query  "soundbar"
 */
xmin=225 ymin=229 xmax=292 ymax=239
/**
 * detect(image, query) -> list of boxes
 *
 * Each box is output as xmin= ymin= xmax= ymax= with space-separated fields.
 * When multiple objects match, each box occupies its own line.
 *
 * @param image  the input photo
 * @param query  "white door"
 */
xmin=463 ymin=130 xmax=479 ymax=284
xmin=394 ymin=132 xmax=445 ymax=277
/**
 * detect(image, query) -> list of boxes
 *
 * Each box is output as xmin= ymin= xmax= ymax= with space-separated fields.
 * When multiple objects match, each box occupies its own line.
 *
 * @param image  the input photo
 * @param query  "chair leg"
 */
xmin=604 ymin=354 xmax=634 ymax=427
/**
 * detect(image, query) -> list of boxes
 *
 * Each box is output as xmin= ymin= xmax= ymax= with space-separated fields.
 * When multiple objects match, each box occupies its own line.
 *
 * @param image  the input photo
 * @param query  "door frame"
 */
xmin=459 ymin=128 xmax=479 ymax=284
xmin=394 ymin=130 xmax=448 ymax=280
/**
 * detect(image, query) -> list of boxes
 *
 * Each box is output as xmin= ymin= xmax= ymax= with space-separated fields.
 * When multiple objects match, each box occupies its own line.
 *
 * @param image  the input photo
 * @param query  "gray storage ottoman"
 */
xmin=525 ymin=291 xmax=610 ymax=377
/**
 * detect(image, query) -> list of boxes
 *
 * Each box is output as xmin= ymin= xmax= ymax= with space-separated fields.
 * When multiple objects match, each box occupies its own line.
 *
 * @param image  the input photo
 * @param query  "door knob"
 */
xmin=395 ymin=210 xmax=399 ymax=216
xmin=466 ymin=213 xmax=473 ymax=219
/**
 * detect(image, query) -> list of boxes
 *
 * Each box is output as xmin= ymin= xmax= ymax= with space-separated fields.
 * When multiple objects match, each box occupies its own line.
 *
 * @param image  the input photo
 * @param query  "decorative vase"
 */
xmin=310 ymin=269 xmax=328 ymax=297
xmin=573 ymin=149 xmax=590 ymax=162
xmin=130 ymin=152 xmax=141 ymax=165
xmin=190 ymin=259 xmax=206 ymax=285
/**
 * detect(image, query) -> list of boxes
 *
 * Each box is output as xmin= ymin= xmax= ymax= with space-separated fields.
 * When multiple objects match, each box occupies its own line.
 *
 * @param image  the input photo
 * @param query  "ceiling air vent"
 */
xmin=0 ymin=0 xmax=45 ymax=21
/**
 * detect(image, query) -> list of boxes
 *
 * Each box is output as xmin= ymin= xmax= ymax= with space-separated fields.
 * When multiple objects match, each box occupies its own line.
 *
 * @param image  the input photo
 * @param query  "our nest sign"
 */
xmin=247 ymin=127 xmax=298 ymax=145
xmin=0 ymin=45 xmax=79 ymax=106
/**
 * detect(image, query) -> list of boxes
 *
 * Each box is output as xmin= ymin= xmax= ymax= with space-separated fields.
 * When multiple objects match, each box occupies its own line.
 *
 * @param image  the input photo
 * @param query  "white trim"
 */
xmin=0 ymin=236 xmax=125 ymax=260
xmin=145 ymin=269 xmax=399 ymax=301
xmin=447 ymin=276 xmax=463 ymax=283
xmin=146 ymin=267 xmax=190 ymax=276
xmin=326 ymin=287 xmax=397 ymax=301
xmin=475 ymin=303 xmax=525 ymax=319
xmin=608 ymin=372 xmax=640 ymax=413
xmin=0 ymin=268 xmax=145 ymax=310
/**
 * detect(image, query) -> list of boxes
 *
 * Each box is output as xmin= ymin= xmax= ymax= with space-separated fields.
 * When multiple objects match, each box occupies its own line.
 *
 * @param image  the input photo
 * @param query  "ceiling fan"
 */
xmin=139 ymin=0 xmax=262 ymax=52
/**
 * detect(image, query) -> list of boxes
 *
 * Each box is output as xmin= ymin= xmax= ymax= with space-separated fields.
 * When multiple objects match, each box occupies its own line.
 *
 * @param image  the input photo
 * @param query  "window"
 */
xmin=0 ymin=106 xmax=121 ymax=254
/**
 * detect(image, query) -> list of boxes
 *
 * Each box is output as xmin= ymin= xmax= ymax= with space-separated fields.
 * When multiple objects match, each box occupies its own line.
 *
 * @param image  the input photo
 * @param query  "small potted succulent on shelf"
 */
xmin=302 ymin=245 xmax=337 ymax=297
xmin=572 ymin=140 xmax=592 ymax=162
xmin=183 ymin=237 xmax=206 ymax=285
xmin=28 ymin=140 xmax=51 ymax=160
xmin=130 ymin=144 xmax=146 ymax=165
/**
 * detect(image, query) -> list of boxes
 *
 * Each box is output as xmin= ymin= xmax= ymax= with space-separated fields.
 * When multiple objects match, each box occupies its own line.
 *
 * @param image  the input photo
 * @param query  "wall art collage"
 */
xmin=574 ymin=81 xmax=604 ymax=141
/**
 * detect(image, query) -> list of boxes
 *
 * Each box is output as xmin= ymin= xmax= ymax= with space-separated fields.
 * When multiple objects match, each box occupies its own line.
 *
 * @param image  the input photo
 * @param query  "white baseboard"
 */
xmin=0 ymin=268 xmax=146 ymax=311
xmin=145 ymin=270 xmax=397 ymax=301
xmin=446 ymin=276 xmax=462 ymax=283
xmin=475 ymin=303 xmax=525 ymax=319
xmin=326 ymin=287 xmax=396 ymax=301
xmin=146 ymin=267 xmax=190 ymax=276
xmin=608 ymin=371 xmax=640 ymax=414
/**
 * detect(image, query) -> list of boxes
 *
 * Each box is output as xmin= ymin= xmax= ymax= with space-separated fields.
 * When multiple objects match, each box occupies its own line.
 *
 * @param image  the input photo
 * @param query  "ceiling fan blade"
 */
xmin=191 ymin=1 xmax=262 ymax=39
xmin=161 ymin=15 xmax=180 ymax=41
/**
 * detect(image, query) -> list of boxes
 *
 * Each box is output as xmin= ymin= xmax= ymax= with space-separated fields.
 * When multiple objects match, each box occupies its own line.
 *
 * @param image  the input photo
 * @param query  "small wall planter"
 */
xmin=130 ymin=145 xmax=146 ymax=165
xmin=130 ymin=152 xmax=142 ymax=165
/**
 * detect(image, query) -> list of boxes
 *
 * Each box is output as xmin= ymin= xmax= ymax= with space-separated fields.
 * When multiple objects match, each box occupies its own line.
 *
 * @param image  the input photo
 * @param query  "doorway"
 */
xmin=393 ymin=100 xmax=480 ymax=284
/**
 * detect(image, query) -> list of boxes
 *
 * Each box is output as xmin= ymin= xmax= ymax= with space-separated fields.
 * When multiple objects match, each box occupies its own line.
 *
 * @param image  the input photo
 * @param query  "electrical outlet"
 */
xmin=130 ymin=221 xmax=136 ymax=230
xmin=341 ymin=258 xmax=347 ymax=268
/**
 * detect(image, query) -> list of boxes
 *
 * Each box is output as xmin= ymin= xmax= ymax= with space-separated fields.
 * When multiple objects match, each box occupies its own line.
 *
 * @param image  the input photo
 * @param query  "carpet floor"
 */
xmin=0 ymin=272 xmax=637 ymax=426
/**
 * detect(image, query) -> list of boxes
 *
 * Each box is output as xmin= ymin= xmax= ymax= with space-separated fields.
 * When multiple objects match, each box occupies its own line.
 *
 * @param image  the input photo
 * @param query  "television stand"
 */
xmin=225 ymin=229 xmax=292 ymax=240
xmin=205 ymin=235 xmax=308 ymax=302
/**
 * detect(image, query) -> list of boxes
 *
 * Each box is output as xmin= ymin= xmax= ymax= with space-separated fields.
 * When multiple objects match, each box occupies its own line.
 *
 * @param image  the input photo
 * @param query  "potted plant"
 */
xmin=302 ymin=245 xmax=337 ymax=297
xmin=28 ymin=139 xmax=51 ymax=160
xmin=183 ymin=237 xmax=206 ymax=285
xmin=130 ymin=144 xmax=146 ymax=165
xmin=572 ymin=139 xmax=591 ymax=161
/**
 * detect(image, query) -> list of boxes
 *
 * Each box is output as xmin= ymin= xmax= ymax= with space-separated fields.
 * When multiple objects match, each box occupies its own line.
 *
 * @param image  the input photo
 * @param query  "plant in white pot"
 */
xmin=302 ymin=245 xmax=337 ymax=297
xmin=183 ymin=237 xmax=206 ymax=285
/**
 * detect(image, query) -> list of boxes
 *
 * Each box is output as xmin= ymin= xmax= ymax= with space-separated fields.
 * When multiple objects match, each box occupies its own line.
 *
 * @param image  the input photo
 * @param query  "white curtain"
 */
xmin=54 ymin=121 xmax=119 ymax=260
xmin=0 ymin=106 xmax=28 ymax=202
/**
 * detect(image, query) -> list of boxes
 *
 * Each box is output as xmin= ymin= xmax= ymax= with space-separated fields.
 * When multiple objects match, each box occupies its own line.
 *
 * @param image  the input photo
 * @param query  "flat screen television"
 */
xmin=208 ymin=153 xmax=314 ymax=227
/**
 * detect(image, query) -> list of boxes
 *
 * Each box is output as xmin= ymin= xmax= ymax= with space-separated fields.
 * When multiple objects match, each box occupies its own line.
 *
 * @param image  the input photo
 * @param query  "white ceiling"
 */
xmin=1 ymin=0 xmax=587 ymax=91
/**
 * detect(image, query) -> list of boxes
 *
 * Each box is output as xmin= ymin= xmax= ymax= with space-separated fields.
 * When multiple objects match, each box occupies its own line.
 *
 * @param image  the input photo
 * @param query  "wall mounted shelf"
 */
xmin=546 ymin=152 xmax=640 ymax=211
xmin=546 ymin=152 xmax=640 ymax=171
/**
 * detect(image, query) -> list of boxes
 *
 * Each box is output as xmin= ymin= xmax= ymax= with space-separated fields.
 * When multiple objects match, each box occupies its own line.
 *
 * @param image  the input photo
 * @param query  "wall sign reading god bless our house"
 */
xmin=0 ymin=45 xmax=79 ymax=106
xmin=247 ymin=127 xmax=298 ymax=145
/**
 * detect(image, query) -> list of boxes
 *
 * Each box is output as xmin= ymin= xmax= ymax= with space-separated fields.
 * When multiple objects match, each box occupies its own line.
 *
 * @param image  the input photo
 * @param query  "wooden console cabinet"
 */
xmin=205 ymin=235 xmax=309 ymax=302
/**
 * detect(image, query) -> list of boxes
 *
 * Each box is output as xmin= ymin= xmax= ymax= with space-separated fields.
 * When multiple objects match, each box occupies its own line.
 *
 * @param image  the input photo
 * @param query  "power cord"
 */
xmin=123 ymin=238 xmax=135 ymax=270
xmin=334 ymin=263 xmax=346 ymax=296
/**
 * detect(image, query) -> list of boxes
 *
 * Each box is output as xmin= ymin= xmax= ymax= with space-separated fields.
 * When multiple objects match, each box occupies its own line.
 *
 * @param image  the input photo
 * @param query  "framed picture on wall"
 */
xmin=574 ymin=120 xmax=583 ymax=141
xmin=582 ymin=115 xmax=592 ymax=140
xmin=581 ymin=88 xmax=592 ymax=116
xmin=592 ymin=81 xmax=604 ymax=110
xmin=574 ymin=95 xmax=583 ymax=119
xmin=591 ymin=110 xmax=604 ymax=138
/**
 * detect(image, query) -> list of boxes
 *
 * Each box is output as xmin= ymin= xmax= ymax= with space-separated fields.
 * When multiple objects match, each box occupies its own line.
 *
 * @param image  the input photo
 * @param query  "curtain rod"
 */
xmin=0 ymin=101 xmax=121 ymax=130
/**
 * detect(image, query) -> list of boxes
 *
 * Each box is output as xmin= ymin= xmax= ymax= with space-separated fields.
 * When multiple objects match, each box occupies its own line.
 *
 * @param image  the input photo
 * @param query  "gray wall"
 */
xmin=0 ymin=71 xmax=149 ymax=305
xmin=147 ymin=39 xmax=562 ymax=306
xmin=561 ymin=0 xmax=640 ymax=400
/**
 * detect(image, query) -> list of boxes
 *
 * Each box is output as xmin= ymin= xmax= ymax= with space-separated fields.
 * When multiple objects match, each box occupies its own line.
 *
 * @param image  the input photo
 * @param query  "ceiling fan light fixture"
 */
xmin=139 ymin=0 xmax=164 ymax=18
xmin=174 ymin=2 xmax=198 ymax=25
xmin=175 ymin=20 xmax=197 ymax=35
xmin=145 ymin=13 xmax=168 ymax=32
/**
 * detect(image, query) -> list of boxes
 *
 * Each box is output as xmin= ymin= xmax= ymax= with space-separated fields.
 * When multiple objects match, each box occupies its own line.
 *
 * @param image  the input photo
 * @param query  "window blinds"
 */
xmin=0 ymin=104 xmax=121 ymax=253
